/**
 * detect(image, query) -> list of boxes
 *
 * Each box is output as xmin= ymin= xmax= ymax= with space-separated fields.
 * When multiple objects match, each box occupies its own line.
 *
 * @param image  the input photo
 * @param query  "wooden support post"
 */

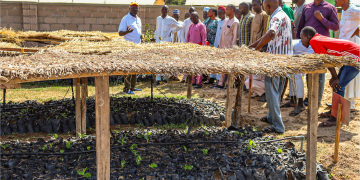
xmin=334 ymin=104 xmax=342 ymax=163
xmin=225 ymin=74 xmax=235 ymax=127
xmin=306 ymin=73 xmax=319 ymax=180
xmin=81 ymin=78 xmax=88 ymax=134
xmin=281 ymin=78 xmax=289 ymax=103
xmin=233 ymin=75 xmax=245 ymax=127
xmin=187 ymin=75 xmax=193 ymax=99
xmin=74 ymin=78 xmax=81 ymax=137
xmin=248 ymin=78 xmax=252 ymax=113
xmin=95 ymin=76 xmax=110 ymax=180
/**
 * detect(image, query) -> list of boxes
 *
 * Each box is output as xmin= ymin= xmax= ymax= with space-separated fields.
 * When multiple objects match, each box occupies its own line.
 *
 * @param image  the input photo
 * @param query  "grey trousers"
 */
xmin=124 ymin=75 xmax=137 ymax=91
xmin=265 ymin=76 xmax=285 ymax=133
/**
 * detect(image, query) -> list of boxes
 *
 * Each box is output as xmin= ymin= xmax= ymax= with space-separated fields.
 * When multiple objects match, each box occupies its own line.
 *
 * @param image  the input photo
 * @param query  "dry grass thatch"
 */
xmin=0 ymin=39 xmax=358 ymax=83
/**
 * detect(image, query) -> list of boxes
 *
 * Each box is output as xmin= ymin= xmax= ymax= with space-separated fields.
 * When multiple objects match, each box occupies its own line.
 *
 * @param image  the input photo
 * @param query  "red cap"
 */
xmin=218 ymin=5 xmax=226 ymax=12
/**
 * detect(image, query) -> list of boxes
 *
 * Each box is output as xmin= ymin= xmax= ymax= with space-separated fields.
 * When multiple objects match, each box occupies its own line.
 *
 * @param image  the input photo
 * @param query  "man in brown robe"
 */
xmin=249 ymin=0 xmax=269 ymax=45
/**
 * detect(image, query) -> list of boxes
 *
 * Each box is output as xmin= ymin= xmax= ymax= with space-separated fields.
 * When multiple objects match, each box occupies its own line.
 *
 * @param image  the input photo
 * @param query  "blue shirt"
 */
xmin=118 ymin=13 xmax=142 ymax=44
xmin=214 ymin=18 xmax=226 ymax=48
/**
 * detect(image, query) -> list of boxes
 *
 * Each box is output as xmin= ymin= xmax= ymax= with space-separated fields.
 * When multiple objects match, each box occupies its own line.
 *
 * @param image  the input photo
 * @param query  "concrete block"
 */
xmin=65 ymin=11 xmax=78 ymax=17
xmin=91 ymin=24 xmax=103 ymax=31
xmin=98 ymin=6 xmax=111 ymax=12
xmin=79 ymin=11 xmax=91 ymax=17
xmin=97 ymin=18 xmax=110 ymax=24
xmin=44 ymin=17 xmax=57 ymax=23
xmin=78 ymin=24 xmax=90 ymax=31
xmin=106 ymin=12 xmax=118 ymax=18
xmin=39 ymin=23 xmax=51 ymax=31
xmin=51 ymin=11 xmax=64 ymax=17
xmin=84 ymin=17 xmax=97 ymax=24
xmin=93 ymin=12 xmax=105 ymax=18
xmin=58 ymin=17 xmax=71 ymax=24
xmin=51 ymin=24 xmax=64 ymax=31
xmin=65 ymin=24 xmax=77 ymax=30
xmin=71 ymin=17 xmax=84 ymax=24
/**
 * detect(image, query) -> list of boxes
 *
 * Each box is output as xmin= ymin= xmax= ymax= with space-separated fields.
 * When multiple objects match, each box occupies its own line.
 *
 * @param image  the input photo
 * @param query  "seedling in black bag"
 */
xmin=60 ymin=149 xmax=64 ymax=153
xmin=42 ymin=145 xmax=47 ymax=151
xmin=77 ymin=167 xmax=91 ymax=178
xmin=205 ymin=131 xmax=209 ymax=135
xmin=49 ymin=143 xmax=53 ymax=148
xmin=130 ymin=144 xmax=137 ymax=150
xmin=149 ymin=163 xmax=157 ymax=168
xmin=54 ymin=134 xmax=58 ymax=139
xmin=132 ymin=150 xmax=138 ymax=156
xmin=247 ymin=139 xmax=256 ymax=151
xmin=66 ymin=141 xmax=71 ymax=149
xmin=121 ymin=160 xmax=125 ymax=168
xmin=144 ymin=132 xmax=151 ymax=143
xmin=234 ymin=131 xmax=239 ymax=135
xmin=277 ymin=148 xmax=283 ymax=154
xmin=0 ymin=144 xmax=9 ymax=150
xmin=78 ymin=133 xmax=86 ymax=139
xmin=184 ymin=165 xmax=193 ymax=171
xmin=183 ymin=146 xmax=188 ymax=153
xmin=87 ymin=146 xmax=90 ymax=150
xmin=202 ymin=149 xmax=208 ymax=155
xmin=118 ymin=138 xmax=127 ymax=145
xmin=136 ymin=155 xmax=143 ymax=165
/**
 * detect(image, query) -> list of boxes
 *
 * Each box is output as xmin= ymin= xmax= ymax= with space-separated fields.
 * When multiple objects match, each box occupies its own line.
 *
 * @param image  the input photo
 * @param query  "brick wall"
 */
xmin=1 ymin=1 xmax=209 ymax=34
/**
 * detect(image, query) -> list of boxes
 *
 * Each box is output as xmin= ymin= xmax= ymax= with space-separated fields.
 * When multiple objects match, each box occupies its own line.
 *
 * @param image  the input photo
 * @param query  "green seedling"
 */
xmin=0 ymin=144 xmax=9 ymax=150
xmin=61 ymin=158 xmax=64 ymax=162
xmin=87 ymin=146 xmax=90 ymax=150
xmin=205 ymin=131 xmax=209 ymax=135
xmin=78 ymin=133 xmax=86 ymax=139
xmin=132 ymin=150 xmax=138 ymax=156
xmin=202 ymin=149 xmax=208 ymax=155
xmin=149 ymin=163 xmax=157 ymax=168
xmin=244 ymin=130 xmax=248 ymax=134
xmin=234 ymin=131 xmax=239 ymax=135
xmin=136 ymin=155 xmax=143 ymax=165
xmin=60 ymin=149 xmax=64 ymax=153
xmin=114 ymin=130 xmax=119 ymax=134
xmin=118 ymin=138 xmax=127 ymax=145
xmin=277 ymin=148 xmax=283 ymax=154
xmin=136 ymin=134 xmax=144 ymax=139
xmin=42 ymin=145 xmax=47 ymax=151
xmin=77 ymin=167 xmax=91 ymax=178
xmin=183 ymin=146 xmax=188 ymax=153
xmin=49 ymin=143 xmax=53 ymax=148
xmin=253 ymin=128 xmax=258 ymax=132
xmin=66 ymin=141 xmax=71 ymax=149
xmin=130 ymin=144 xmax=137 ymax=150
xmin=265 ymin=138 xmax=269 ymax=141
xmin=328 ymin=173 xmax=334 ymax=178
xmin=144 ymin=132 xmax=152 ymax=143
xmin=54 ymin=134 xmax=58 ymax=139
xmin=247 ymin=139 xmax=256 ymax=151
xmin=240 ymin=133 xmax=244 ymax=137
xmin=140 ymin=177 xmax=145 ymax=180
xmin=121 ymin=160 xmax=125 ymax=168
xmin=184 ymin=165 xmax=193 ymax=171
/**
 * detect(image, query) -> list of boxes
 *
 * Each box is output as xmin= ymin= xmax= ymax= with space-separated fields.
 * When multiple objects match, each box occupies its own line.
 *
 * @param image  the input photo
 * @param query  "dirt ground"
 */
xmin=0 ymin=73 xmax=358 ymax=179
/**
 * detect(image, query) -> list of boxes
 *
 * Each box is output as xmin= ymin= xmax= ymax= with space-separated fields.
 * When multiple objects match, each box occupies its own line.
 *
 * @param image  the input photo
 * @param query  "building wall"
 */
xmin=0 ymin=1 xmax=209 ymax=33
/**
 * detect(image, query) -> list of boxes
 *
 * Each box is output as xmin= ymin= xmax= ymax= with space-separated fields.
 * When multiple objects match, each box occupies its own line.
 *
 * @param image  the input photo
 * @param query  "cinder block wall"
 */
xmin=1 ymin=1 xmax=209 ymax=34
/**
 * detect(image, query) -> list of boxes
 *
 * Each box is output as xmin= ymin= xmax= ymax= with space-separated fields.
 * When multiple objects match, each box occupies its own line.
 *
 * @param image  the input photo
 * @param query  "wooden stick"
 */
xmin=95 ymin=76 xmax=110 ymax=180
xmin=233 ymin=76 xmax=241 ymax=126
xmin=225 ymin=74 xmax=235 ymax=127
xmin=74 ymin=78 xmax=81 ymax=137
xmin=248 ymin=77 xmax=252 ymax=113
xmin=81 ymin=77 xmax=88 ymax=134
xmin=306 ymin=73 xmax=319 ymax=180
xmin=281 ymin=78 xmax=288 ymax=103
xmin=187 ymin=75 xmax=192 ymax=99
xmin=0 ymin=48 xmax=39 ymax=52
xmin=234 ymin=75 xmax=245 ymax=127
xmin=334 ymin=103 xmax=342 ymax=163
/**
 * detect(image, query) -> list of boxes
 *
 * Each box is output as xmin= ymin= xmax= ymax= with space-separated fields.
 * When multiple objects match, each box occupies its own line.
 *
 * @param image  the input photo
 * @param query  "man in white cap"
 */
xmin=171 ymin=9 xmax=183 ymax=43
xmin=203 ymin=7 xmax=210 ymax=21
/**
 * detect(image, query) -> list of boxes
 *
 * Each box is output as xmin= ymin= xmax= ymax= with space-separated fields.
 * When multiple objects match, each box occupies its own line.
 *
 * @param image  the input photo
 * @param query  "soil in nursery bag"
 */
xmin=0 ymin=126 xmax=329 ymax=180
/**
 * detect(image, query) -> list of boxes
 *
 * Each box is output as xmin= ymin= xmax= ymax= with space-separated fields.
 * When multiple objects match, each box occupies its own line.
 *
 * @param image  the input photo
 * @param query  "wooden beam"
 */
xmin=81 ymin=77 xmax=88 ymax=134
xmin=248 ymin=77 xmax=252 ymax=113
xmin=74 ymin=78 xmax=81 ymax=137
xmin=334 ymin=103 xmax=342 ymax=163
xmin=95 ymin=76 xmax=110 ymax=180
xmin=225 ymin=74 xmax=235 ymax=127
xmin=3 ymin=69 xmax=329 ymax=86
xmin=0 ymin=48 xmax=39 ymax=53
xmin=306 ymin=73 xmax=319 ymax=180
xmin=187 ymin=75 xmax=192 ymax=99
xmin=234 ymin=75 xmax=245 ymax=127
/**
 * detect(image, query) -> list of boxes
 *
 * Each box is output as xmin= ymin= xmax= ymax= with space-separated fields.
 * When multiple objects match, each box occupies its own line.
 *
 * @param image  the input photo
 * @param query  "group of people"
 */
xmin=118 ymin=0 xmax=359 ymax=133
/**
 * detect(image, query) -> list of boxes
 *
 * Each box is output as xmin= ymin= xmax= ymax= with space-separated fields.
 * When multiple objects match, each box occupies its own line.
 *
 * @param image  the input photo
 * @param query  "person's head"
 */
xmin=208 ymin=7 xmax=218 ymax=18
xmin=203 ymin=7 xmax=210 ymax=20
xmin=226 ymin=4 xmax=236 ymax=17
xmin=263 ymin=0 xmax=279 ymax=15
xmin=189 ymin=7 xmax=196 ymax=14
xmin=252 ymin=0 xmax=263 ymax=13
xmin=278 ymin=0 xmax=284 ymax=6
xmin=161 ymin=5 xmax=169 ymax=16
xmin=235 ymin=8 xmax=241 ymax=19
xmin=218 ymin=6 xmax=226 ymax=20
xmin=185 ymin=12 xmax=190 ymax=19
xmin=239 ymin=2 xmax=250 ymax=15
xmin=172 ymin=9 xmax=180 ymax=21
xmin=129 ymin=2 xmax=139 ymax=16
xmin=300 ymin=26 xmax=317 ymax=47
xmin=292 ymin=0 xmax=299 ymax=4
xmin=190 ymin=12 xmax=200 ymax=24
xmin=335 ymin=0 xmax=348 ymax=7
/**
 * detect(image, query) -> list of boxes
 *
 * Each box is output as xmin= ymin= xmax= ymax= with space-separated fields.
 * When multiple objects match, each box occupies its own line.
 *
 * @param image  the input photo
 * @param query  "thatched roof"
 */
xmin=0 ymin=39 xmax=358 ymax=84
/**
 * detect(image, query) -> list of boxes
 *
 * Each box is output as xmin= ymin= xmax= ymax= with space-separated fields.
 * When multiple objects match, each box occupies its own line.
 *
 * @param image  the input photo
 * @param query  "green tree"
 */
xmin=166 ymin=0 xmax=185 ymax=5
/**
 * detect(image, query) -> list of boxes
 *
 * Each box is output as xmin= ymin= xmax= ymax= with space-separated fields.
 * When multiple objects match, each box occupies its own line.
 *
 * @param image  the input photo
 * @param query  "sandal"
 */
xmin=280 ymin=102 xmax=297 ymax=108
xmin=289 ymin=108 xmax=305 ymax=116
xmin=318 ymin=111 xmax=332 ymax=118
xmin=257 ymin=94 xmax=267 ymax=102
xmin=318 ymin=121 xmax=337 ymax=127
xmin=262 ymin=126 xmax=283 ymax=134
xmin=260 ymin=116 xmax=271 ymax=124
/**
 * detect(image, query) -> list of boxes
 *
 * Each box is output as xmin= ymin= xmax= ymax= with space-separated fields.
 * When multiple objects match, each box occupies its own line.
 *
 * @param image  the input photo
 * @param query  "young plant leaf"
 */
xmin=84 ymin=173 xmax=91 ymax=178
xmin=277 ymin=148 xmax=283 ymax=154
xmin=202 ymin=149 xmax=208 ymax=155
xmin=183 ymin=146 xmax=188 ymax=153
xmin=121 ymin=160 xmax=125 ymax=168
xmin=87 ymin=146 xmax=90 ymax=150
xmin=49 ymin=143 xmax=53 ymax=148
xmin=60 ymin=149 xmax=64 ymax=153
xmin=149 ymin=163 xmax=158 ymax=168
xmin=66 ymin=141 xmax=71 ymax=149
xmin=54 ymin=134 xmax=58 ymax=139
xmin=184 ymin=165 xmax=193 ymax=171
xmin=130 ymin=144 xmax=137 ymax=150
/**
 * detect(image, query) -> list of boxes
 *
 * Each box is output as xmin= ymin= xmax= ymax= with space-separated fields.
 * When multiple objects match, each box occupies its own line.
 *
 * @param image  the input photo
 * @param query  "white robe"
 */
xmin=155 ymin=16 xmax=183 ymax=43
xmin=171 ymin=21 xmax=183 ymax=43
xmin=340 ymin=4 xmax=360 ymax=108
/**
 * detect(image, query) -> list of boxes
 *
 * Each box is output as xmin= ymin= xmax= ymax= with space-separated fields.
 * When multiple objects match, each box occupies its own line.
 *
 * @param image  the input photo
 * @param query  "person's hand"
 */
xmin=126 ymin=26 xmax=134 ymax=33
xmin=314 ymin=10 xmax=323 ymax=21
xmin=351 ymin=27 xmax=359 ymax=38
xmin=329 ymin=77 xmax=341 ymax=92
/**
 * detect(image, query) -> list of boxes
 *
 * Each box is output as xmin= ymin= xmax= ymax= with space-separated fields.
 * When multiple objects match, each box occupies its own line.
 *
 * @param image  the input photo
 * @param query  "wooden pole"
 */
xmin=81 ymin=78 xmax=88 ymax=134
xmin=281 ymin=78 xmax=288 ymax=103
xmin=225 ymin=74 xmax=235 ymax=127
xmin=334 ymin=103 xmax=342 ymax=163
xmin=187 ymin=75 xmax=193 ymax=99
xmin=74 ymin=78 xmax=81 ymax=137
xmin=248 ymin=77 xmax=252 ymax=113
xmin=95 ymin=76 xmax=110 ymax=180
xmin=234 ymin=75 xmax=245 ymax=127
xmin=306 ymin=73 xmax=319 ymax=180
